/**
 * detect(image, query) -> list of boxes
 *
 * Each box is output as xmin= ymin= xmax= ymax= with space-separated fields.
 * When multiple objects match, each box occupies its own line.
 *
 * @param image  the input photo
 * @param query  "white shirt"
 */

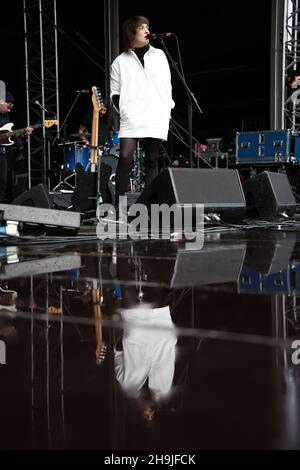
xmin=110 ymin=46 xmax=175 ymax=140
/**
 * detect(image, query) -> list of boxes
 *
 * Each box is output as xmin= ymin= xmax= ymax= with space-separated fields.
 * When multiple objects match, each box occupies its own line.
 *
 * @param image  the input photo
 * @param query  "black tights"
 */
xmin=115 ymin=137 xmax=161 ymax=204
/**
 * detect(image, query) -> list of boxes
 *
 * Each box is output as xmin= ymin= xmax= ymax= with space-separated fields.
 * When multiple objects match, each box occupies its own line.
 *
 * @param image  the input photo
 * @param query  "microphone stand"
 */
xmin=52 ymin=92 xmax=82 ymax=146
xmin=158 ymin=37 xmax=203 ymax=168
xmin=169 ymin=120 xmax=174 ymax=166
xmin=52 ymin=92 xmax=82 ymax=191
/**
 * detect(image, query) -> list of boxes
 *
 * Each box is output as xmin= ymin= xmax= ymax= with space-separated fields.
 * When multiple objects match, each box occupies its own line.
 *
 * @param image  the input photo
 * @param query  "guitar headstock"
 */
xmin=43 ymin=119 xmax=59 ymax=128
xmin=91 ymin=86 xmax=103 ymax=113
xmin=96 ymin=342 xmax=107 ymax=366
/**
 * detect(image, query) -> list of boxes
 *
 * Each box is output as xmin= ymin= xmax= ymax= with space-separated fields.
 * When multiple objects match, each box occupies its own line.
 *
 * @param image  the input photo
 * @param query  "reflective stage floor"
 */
xmin=1 ymin=224 xmax=300 ymax=450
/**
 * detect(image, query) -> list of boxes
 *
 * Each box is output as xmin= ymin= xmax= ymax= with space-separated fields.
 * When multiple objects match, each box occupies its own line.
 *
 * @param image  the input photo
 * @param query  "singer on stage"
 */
xmin=110 ymin=15 xmax=175 ymax=207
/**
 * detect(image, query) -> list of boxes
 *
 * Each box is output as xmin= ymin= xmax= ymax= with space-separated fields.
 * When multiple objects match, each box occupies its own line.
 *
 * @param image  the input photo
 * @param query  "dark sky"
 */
xmin=1 ymin=0 xmax=272 ymax=152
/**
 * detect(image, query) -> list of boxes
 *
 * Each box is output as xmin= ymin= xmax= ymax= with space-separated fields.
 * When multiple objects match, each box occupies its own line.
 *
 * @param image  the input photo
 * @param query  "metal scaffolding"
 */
xmin=23 ymin=0 xmax=119 ymax=191
xmin=282 ymin=0 xmax=300 ymax=131
xmin=23 ymin=0 xmax=60 ymax=189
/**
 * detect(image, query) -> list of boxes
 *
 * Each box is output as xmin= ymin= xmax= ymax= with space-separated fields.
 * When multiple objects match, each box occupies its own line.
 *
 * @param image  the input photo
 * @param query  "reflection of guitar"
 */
xmin=0 ymin=119 xmax=59 ymax=146
xmin=90 ymin=86 xmax=103 ymax=171
xmin=93 ymin=287 xmax=107 ymax=366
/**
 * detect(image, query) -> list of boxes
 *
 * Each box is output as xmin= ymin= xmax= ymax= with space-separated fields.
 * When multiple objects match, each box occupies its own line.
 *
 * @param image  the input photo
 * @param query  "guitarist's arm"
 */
xmin=24 ymin=126 xmax=34 ymax=135
xmin=0 ymin=100 xmax=33 ymax=138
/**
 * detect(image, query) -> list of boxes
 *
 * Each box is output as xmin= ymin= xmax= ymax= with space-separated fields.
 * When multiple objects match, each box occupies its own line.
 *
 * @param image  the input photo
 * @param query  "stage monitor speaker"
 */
xmin=71 ymin=163 xmax=112 ymax=212
xmin=242 ymin=171 xmax=296 ymax=220
xmin=136 ymin=168 xmax=246 ymax=222
xmin=51 ymin=192 xmax=73 ymax=210
xmin=12 ymin=183 xmax=52 ymax=208
xmin=0 ymin=203 xmax=81 ymax=235
xmin=171 ymin=243 xmax=246 ymax=288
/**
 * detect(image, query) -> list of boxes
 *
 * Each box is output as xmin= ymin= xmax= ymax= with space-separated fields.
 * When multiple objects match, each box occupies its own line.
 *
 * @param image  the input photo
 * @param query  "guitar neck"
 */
xmin=90 ymin=109 xmax=99 ymax=165
xmin=0 ymin=120 xmax=58 ymax=146
xmin=0 ymin=123 xmax=40 ymax=146
xmin=13 ymin=123 xmax=41 ymax=137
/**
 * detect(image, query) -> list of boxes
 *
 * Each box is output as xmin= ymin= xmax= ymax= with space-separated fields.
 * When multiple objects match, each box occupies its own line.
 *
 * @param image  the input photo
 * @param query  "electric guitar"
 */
xmin=0 ymin=119 xmax=59 ymax=146
xmin=90 ymin=86 xmax=104 ymax=171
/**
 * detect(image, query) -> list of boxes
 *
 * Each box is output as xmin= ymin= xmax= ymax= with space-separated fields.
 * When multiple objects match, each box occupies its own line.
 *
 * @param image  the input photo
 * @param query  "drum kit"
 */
xmin=54 ymin=133 xmax=120 ymax=191
xmin=54 ymin=133 xmax=146 ymax=199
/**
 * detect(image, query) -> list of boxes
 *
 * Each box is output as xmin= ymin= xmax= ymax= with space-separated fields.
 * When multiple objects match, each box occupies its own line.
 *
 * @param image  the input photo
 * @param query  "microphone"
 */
xmin=34 ymin=100 xmax=49 ymax=113
xmin=74 ymin=89 xmax=90 ymax=94
xmin=146 ymin=32 xmax=174 ymax=40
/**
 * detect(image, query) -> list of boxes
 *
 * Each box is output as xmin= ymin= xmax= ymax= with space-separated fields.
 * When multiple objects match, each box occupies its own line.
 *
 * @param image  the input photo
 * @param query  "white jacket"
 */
xmin=114 ymin=305 xmax=177 ymax=402
xmin=110 ymin=46 xmax=175 ymax=140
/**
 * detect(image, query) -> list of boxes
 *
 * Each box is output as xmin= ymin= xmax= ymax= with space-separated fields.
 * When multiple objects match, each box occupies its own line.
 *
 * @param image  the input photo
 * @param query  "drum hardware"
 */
xmin=53 ymin=137 xmax=119 ymax=198
xmin=109 ymin=144 xmax=120 ymax=157
xmin=64 ymin=142 xmax=91 ymax=172
xmin=52 ymin=164 xmax=77 ymax=191
xmin=107 ymin=132 xmax=119 ymax=148
xmin=52 ymin=141 xmax=91 ymax=191
xmin=57 ymin=140 xmax=77 ymax=146
xmin=130 ymin=141 xmax=145 ymax=192
xmin=70 ymin=132 xmax=92 ymax=139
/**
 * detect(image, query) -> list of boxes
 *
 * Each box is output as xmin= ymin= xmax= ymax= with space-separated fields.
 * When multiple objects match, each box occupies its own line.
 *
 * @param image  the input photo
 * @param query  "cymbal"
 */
xmin=70 ymin=132 xmax=91 ymax=139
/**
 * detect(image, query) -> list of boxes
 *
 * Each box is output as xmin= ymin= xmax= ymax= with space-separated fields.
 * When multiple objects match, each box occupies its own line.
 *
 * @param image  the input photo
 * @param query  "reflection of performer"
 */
xmin=114 ymin=252 xmax=177 ymax=425
xmin=110 ymin=15 xmax=175 ymax=204
xmin=115 ymin=305 xmax=177 ymax=403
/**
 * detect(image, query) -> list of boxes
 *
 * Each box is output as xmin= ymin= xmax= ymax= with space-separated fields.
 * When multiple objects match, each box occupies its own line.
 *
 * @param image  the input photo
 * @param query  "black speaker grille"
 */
xmin=243 ymin=171 xmax=296 ymax=219
xmin=169 ymin=168 xmax=245 ymax=207
xmin=136 ymin=168 xmax=246 ymax=222
xmin=266 ymin=172 xmax=295 ymax=205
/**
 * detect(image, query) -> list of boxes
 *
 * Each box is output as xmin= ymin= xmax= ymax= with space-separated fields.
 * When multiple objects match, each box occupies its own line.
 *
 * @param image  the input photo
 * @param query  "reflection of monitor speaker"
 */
xmin=0 ymin=254 xmax=82 ymax=280
xmin=136 ymin=168 xmax=246 ymax=222
xmin=243 ymin=171 xmax=296 ymax=220
xmin=242 ymin=232 xmax=296 ymax=275
xmin=171 ymin=244 xmax=246 ymax=287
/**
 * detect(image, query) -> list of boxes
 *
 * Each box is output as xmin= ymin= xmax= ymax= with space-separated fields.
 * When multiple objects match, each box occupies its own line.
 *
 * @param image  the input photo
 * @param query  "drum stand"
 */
xmin=52 ymin=165 xmax=77 ymax=192
xmin=52 ymin=141 xmax=77 ymax=192
xmin=130 ymin=141 xmax=144 ymax=192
